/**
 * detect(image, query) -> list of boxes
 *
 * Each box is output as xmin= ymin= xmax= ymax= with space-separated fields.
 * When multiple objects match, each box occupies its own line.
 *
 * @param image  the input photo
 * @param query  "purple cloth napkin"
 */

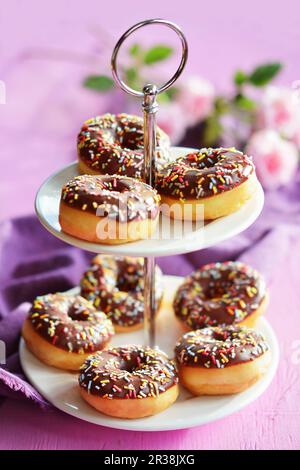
xmin=0 ymin=302 xmax=48 ymax=407
xmin=1 ymin=170 xmax=300 ymax=406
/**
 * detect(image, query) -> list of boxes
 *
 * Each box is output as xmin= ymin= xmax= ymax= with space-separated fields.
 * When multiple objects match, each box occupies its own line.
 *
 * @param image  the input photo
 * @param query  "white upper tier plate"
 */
xmin=20 ymin=275 xmax=279 ymax=432
xmin=35 ymin=147 xmax=264 ymax=257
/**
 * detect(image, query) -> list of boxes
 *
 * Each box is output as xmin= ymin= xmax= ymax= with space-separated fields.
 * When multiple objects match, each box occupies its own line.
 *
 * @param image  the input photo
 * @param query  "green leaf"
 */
xmin=157 ymin=87 xmax=179 ymax=103
xmin=129 ymin=43 xmax=141 ymax=57
xmin=143 ymin=45 xmax=173 ymax=64
xmin=157 ymin=94 xmax=170 ymax=104
xmin=164 ymin=87 xmax=178 ymax=100
xmin=234 ymin=94 xmax=256 ymax=111
xmin=214 ymin=96 xmax=229 ymax=115
xmin=202 ymin=116 xmax=222 ymax=147
xmin=125 ymin=67 xmax=138 ymax=86
xmin=83 ymin=75 xmax=114 ymax=91
xmin=234 ymin=70 xmax=248 ymax=86
xmin=248 ymin=63 xmax=282 ymax=86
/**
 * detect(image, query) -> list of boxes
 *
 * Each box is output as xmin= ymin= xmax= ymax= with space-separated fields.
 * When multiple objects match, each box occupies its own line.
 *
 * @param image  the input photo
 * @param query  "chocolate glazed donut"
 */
xmin=155 ymin=147 xmax=259 ymax=220
xmin=157 ymin=147 xmax=254 ymax=199
xmin=22 ymin=294 xmax=114 ymax=370
xmin=80 ymin=255 xmax=164 ymax=331
xmin=59 ymin=174 xmax=161 ymax=244
xmin=175 ymin=325 xmax=269 ymax=368
xmin=175 ymin=325 xmax=271 ymax=395
xmin=77 ymin=113 xmax=171 ymax=179
xmin=174 ymin=261 xmax=268 ymax=330
xmin=60 ymin=174 xmax=160 ymax=221
xmin=79 ymin=345 xmax=179 ymax=418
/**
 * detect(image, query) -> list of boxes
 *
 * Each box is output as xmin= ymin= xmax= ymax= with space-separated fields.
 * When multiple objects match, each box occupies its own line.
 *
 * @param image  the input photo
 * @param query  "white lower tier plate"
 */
xmin=20 ymin=276 xmax=279 ymax=432
xmin=35 ymin=147 xmax=264 ymax=257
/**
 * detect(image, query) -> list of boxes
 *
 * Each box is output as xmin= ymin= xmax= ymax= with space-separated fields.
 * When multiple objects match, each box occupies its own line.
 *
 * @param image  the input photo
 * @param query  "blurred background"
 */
xmin=0 ymin=0 xmax=300 ymax=220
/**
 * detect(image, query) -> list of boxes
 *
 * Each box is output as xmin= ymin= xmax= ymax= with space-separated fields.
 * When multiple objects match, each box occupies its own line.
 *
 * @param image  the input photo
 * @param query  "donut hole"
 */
xmin=93 ymin=257 xmax=143 ymax=295
xmin=202 ymin=280 xmax=231 ymax=300
xmin=96 ymin=259 xmax=143 ymax=294
xmin=202 ymin=270 xmax=254 ymax=300
xmin=116 ymin=123 xmax=143 ymax=151
xmin=203 ymin=277 xmax=252 ymax=301
xmin=115 ymin=263 xmax=143 ymax=293
xmin=121 ymin=361 xmax=138 ymax=373
xmin=213 ymin=330 xmax=230 ymax=341
xmin=115 ymin=276 xmax=140 ymax=292
xmin=100 ymin=176 xmax=135 ymax=194
xmin=67 ymin=299 xmax=93 ymax=321
xmin=119 ymin=355 xmax=146 ymax=373
xmin=206 ymin=287 xmax=227 ymax=299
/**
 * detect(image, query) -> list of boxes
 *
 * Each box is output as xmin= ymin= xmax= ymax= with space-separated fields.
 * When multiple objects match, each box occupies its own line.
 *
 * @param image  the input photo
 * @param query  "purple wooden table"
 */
xmin=1 ymin=0 xmax=300 ymax=449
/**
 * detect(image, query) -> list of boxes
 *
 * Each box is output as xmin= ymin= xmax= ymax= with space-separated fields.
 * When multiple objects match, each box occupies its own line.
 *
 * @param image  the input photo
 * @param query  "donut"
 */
xmin=59 ymin=174 xmax=160 ymax=244
xmin=79 ymin=345 xmax=179 ymax=418
xmin=77 ymin=113 xmax=170 ymax=179
xmin=80 ymin=255 xmax=163 ymax=332
xmin=22 ymin=294 xmax=114 ymax=370
xmin=174 ymin=261 xmax=267 ymax=330
xmin=175 ymin=325 xmax=271 ymax=395
xmin=155 ymin=147 xmax=258 ymax=220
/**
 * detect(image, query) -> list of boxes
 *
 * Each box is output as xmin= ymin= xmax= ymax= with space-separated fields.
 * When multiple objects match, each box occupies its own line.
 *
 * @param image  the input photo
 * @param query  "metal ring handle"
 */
xmin=111 ymin=18 xmax=188 ymax=97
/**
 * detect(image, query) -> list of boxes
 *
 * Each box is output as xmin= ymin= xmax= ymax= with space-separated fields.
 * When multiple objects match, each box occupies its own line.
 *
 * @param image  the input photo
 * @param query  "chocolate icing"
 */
xmin=80 ymin=255 xmax=163 ymax=327
xmin=78 ymin=113 xmax=171 ymax=179
xmin=156 ymin=147 xmax=255 ymax=200
xmin=28 ymin=294 xmax=114 ymax=353
xmin=174 ymin=261 xmax=266 ymax=329
xmin=175 ymin=325 xmax=269 ymax=368
xmin=79 ymin=345 xmax=178 ymax=398
xmin=61 ymin=174 xmax=160 ymax=222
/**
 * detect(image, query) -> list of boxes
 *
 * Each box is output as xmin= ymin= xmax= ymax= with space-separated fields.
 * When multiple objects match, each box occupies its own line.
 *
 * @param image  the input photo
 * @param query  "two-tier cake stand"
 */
xmin=20 ymin=19 xmax=279 ymax=431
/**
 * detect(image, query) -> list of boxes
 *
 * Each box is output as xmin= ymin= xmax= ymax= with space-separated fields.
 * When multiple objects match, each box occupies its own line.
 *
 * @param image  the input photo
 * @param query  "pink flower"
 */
xmin=258 ymin=86 xmax=300 ymax=142
xmin=177 ymin=76 xmax=215 ymax=127
xmin=157 ymin=102 xmax=189 ymax=144
xmin=246 ymin=129 xmax=298 ymax=190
